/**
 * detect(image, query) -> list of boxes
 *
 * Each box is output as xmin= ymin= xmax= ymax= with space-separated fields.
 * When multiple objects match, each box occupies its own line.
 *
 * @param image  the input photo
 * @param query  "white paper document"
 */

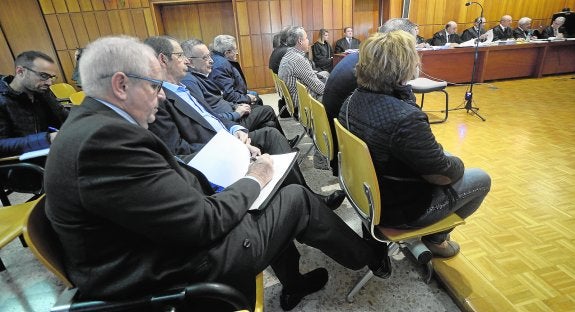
xmin=19 ymin=148 xmax=49 ymax=160
xmin=459 ymin=29 xmax=494 ymax=47
xmin=187 ymin=130 xmax=297 ymax=210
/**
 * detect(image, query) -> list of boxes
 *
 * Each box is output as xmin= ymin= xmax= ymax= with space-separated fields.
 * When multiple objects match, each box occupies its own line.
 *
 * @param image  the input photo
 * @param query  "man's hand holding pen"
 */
xmin=247 ymin=154 xmax=273 ymax=188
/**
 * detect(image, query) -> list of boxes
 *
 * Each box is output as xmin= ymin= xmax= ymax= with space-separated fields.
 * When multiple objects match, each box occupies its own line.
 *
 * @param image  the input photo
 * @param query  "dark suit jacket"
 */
xmin=513 ymin=28 xmax=530 ymax=39
xmin=491 ymin=25 xmax=514 ymax=41
xmin=540 ymin=26 xmax=567 ymax=39
xmin=334 ymin=37 xmax=360 ymax=53
xmin=181 ymin=72 xmax=239 ymax=120
xmin=461 ymin=27 xmax=485 ymax=42
xmin=149 ymin=87 xmax=238 ymax=156
xmin=311 ymin=41 xmax=333 ymax=72
xmin=430 ymin=30 xmax=462 ymax=46
xmin=44 ymin=97 xmax=260 ymax=300
xmin=269 ymin=46 xmax=289 ymax=74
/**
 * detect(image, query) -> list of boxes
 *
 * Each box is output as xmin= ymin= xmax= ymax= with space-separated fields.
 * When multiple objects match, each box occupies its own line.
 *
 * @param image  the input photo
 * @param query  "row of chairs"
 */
xmin=1 ymin=165 xmax=263 ymax=311
xmin=1 ymin=193 xmax=264 ymax=311
xmin=50 ymin=83 xmax=85 ymax=105
xmin=270 ymin=71 xmax=463 ymax=302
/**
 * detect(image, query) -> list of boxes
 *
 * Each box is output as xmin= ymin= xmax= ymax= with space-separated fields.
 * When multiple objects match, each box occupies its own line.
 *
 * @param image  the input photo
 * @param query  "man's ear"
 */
xmin=14 ymin=66 xmax=25 ymax=76
xmin=159 ymin=53 xmax=169 ymax=66
xmin=110 ymin=72 xmax=128 ymax=100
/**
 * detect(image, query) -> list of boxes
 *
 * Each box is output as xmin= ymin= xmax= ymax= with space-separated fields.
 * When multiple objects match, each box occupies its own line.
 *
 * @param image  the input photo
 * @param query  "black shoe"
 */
xmin=280 ymin=268 xmax=329 ymax=311
xmin=368 ymin=240 xmax=392 ymax=279
xmin=313 ymin=152 xmax=330 ymax=170
xmin=318 ymin=190 xmax=346 ymax=210
xmin=288 ymin=135 xmax=300 ymax=148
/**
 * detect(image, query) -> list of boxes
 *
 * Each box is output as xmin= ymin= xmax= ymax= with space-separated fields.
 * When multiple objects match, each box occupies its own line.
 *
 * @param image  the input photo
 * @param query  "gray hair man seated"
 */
xmin=44 ymin=35 xmax=391 ymax=311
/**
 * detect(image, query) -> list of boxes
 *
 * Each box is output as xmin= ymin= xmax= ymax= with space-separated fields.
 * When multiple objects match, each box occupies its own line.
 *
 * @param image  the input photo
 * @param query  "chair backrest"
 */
xmin=270 ymin=69 xmax=282 ymax=97
xmin=69 ymin=91 xmax=85 ymax=105
xmin=276 ymin=77 xmax=297 ymax=119
xmin=334 ymin=119 xmax=381 ymax=226
xmin=0 ymin=161 xmax=45 ymax=206
xmin=24 ymin=197 xmax=264 ymax=312
xmin=309 ymin=97 xmax=334 ymax=162
xmin=295 ymin=81 xmax=311 ymax=129
xmin=49 ymin=83 xmax=76 ymax=100
xmin=23 ymin=196 xmax=74 ymax=288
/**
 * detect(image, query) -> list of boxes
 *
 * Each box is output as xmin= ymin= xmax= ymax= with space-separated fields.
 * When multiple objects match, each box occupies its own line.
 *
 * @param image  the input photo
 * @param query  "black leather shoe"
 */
xmin=318 ymin=190 xmax=346 ymax=210
xmin=368 ymin=241 xmax=392 ymax=279
xmin=288 ymin=135 xmax=300 ymax=148
xmin=280 ymin=268 xmax=328 ymax=311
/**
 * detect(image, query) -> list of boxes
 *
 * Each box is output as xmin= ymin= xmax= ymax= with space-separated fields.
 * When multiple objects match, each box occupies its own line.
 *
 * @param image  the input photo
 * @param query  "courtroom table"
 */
xmin=418 ymin=40 xmax=575 ymax=83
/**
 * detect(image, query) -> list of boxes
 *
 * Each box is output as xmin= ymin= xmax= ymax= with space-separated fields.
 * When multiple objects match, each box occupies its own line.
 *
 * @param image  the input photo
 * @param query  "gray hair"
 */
xmin=285 ymin=26 xmax=306 ymax=47
xmin=212 ymin=35 xmax=237 ymax=54
xmin=143 ymin=36 xmax=177 ymax=57
xmin=378 ymin=18 xmax=417 ymax=36
xmin=554 ymin=16 xmax=566 ymax=24
xmin=518 ymin=17 xmax=532 ymax=26
xmin=181 ymin=38 xmax=205 ymax=57
xmin=80 ymin=36 xmax=156 ymax=98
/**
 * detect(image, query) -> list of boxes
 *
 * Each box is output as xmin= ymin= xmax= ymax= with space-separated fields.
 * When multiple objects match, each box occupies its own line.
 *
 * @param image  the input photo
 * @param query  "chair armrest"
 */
xmin=58 ymin=283 xmax=251 ymax=312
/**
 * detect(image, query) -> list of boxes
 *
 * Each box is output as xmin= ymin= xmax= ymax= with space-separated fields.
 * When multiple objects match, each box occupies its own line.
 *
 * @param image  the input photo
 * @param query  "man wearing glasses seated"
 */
xmin=0 ymin=51 xmax=68 ymax=158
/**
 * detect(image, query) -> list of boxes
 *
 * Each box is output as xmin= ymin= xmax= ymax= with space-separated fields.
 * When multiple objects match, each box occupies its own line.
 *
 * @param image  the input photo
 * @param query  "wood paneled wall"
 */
xmin=0 ymin=0 xmax=60 ymax=78
xmin=1 ymin=0 xmax=572 ymax=92
xmin=408 ymin=0 xmax=575 ymax=39
xmin=159 ymin=2 xmax=236 ymax=43
xmin=38 ymin=0 xmax=157 ymax=86
xmin=233 ymin=0 xmax=379 ymax=92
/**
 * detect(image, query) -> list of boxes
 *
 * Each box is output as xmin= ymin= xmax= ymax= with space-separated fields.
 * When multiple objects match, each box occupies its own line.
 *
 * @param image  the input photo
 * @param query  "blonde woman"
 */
xmin=338 ymin=31 xmax=491 ymax=258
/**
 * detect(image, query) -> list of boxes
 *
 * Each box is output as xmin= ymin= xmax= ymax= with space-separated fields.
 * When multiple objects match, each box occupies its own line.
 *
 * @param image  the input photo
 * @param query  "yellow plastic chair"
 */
xmin=270 ymin=69 xmax=287 ymax=118
xmin=295 ymin=81 xmax=311 ymax=131
xmin=308 ymin=97 xmax=334 ymax=164
xmin=275 ymin=76 xmax=296 ymax=119
xmin=69 ymin=91 xmax=85 ymax=105
xmin=24 ymin=197 xmax=264 ymax=311
xmin=333 ymin=119 xmax=465 ymax=302
xmin=49 ymin=83 xmax=76 ymax=102
xmin=0 ymin=197 xmax=41 ymax=271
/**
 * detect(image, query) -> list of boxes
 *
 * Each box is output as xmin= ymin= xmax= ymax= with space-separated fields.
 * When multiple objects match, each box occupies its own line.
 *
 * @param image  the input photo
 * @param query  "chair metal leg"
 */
xmin=420 ymin=93 xmax=426 ymax=109
xmin=19 ymin=234 xmax=27 ymax=248
xmin=0 ymin=189 xmax=11 ymax=206
xmin=346 ymin=270 xmax=374 ymax=303
xmin=424 ymin=260 xmax=434 ymax=284
xmin=297 ymin=144 xmax=314 ymax=165
xmin=428 ymin=89 xmax=449 ymax=124
xmin=277 ymin=105 xmax=287 ymax=118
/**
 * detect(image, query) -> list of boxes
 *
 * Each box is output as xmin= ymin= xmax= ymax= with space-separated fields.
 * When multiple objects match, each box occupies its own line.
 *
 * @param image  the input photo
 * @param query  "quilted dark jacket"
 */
xmin=0 ymin=75 xmax=68 ymax=157
xmin=338 ymin=85 xmax=464 ymax=226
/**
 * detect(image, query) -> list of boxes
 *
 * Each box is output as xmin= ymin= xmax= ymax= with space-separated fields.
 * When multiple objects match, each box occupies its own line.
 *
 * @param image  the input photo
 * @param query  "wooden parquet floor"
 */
xmin=418 ymin=74 xmax=575 ymax=312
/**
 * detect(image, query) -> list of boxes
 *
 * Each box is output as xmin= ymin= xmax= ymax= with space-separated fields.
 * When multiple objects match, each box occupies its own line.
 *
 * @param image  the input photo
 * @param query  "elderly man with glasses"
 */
xmin=180 ymin=38 xmax=293 ymax=141
xmin=45 ymin=35 xmax=391 ymax=311
xmin=0 ymin=50 xmax=68 ymax=157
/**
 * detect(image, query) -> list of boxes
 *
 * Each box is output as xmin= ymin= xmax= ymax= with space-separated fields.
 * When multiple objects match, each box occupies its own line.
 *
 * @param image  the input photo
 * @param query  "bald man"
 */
xmin=430 ymin=21 xmax=462 ymax=46
xmin=492 ymin=15 xmax=514 ymax=41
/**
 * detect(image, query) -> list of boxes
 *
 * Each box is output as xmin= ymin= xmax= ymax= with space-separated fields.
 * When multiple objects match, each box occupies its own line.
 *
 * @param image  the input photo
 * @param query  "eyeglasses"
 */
xmin=23 ymin=66 xmax=57 ymax=81
xmin=125 ymin=74 xmax=164 ymax=94
xmin=171 ymin=52 xmax=187 ymax=61
xmin=188 ymin=54 xmax=212 ymax=61
xmin=226 ymin=49 xmax=238 ymax=54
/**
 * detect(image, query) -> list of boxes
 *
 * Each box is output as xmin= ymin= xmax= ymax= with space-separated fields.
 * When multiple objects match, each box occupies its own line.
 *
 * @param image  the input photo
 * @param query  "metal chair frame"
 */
xmin=333 ymin=119 xmax=464 ymax=302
